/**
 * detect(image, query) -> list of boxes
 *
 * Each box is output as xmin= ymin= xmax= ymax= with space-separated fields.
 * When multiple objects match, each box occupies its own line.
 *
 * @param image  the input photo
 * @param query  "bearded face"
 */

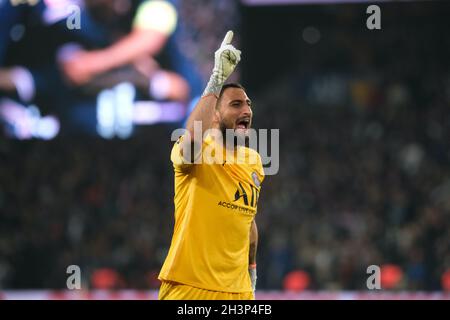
xmin=216 ymin=87 xmax=253 ymax=144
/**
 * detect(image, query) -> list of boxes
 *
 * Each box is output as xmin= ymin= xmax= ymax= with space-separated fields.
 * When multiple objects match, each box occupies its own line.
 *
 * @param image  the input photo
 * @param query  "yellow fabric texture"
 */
xmin=158 ymin=134 xmax=265 ymax=294
xmin=158 ymin=281 xmax=255 ymax=300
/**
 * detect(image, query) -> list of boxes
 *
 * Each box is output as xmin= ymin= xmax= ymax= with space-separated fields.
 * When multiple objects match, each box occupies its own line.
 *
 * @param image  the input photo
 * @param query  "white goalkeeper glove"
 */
xmin=249 ymin=264 xmax=257 ymax=292
xmin=202 ymin=30 xmax=241 ymax=97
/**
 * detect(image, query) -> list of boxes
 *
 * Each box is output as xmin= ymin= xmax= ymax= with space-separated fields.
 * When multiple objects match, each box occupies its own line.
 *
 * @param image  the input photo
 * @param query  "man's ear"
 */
xmin=213 ymin=109 xmax=221 ymax=124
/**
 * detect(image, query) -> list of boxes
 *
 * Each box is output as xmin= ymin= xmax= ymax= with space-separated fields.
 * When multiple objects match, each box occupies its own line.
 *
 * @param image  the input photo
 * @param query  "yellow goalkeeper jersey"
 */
xmin=158 ymin=134 xmax=265 ymax=293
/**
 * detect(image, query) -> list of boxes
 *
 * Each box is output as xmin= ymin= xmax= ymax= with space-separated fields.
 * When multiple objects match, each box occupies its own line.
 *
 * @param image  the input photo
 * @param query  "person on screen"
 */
xmin=59 ymin=0 xmax=190 ymax=103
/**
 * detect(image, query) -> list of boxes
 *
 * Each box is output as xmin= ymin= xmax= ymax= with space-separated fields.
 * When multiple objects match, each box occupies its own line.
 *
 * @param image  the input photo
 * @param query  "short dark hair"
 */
xmin=216 ymin=83 xmax=246 ymax=108
xmin=219 ymin=83 xmax=246 ymax=97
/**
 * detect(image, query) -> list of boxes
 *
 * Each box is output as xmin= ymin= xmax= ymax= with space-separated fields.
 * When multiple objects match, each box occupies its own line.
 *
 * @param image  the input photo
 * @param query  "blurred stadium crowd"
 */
xmin=1 ymin=0 xmax=449 ymax=293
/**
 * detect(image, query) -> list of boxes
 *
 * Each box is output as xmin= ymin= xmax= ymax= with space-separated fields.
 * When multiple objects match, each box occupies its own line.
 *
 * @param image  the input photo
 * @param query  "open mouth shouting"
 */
xmin=236 ymin=117 xmax=251 ymax=131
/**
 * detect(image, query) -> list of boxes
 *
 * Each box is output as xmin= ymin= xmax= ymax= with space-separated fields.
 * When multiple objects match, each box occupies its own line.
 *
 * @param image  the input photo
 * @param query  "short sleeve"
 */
xmin=133 ymin=0 xmax=178 ymax=36
xmin=171 ymin=135 xmax=194 ymax=172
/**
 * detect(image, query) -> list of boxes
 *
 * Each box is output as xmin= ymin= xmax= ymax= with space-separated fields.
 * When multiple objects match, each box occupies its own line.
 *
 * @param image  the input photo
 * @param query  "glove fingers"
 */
xmin=219 ymin=45 xmax=241 ymax=63
xmin=220 ymin=44 xmax=237 ymax=52
xmin=220 ymin=30 xmax=234 ymax=47
xmin=228 ymin=50 xmax=241 ymax=64
xmin=235 ymin=50 xmax=241 ymax=62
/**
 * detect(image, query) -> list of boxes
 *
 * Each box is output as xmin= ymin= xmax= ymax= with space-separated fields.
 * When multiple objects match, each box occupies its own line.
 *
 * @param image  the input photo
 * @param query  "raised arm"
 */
xmin=61 ymin=0 xmax=177 ymax=85
xmin=180 ymin=31 xmax=241 ymax=162
xmin=81 ymin=29 xmax=168 ymax=76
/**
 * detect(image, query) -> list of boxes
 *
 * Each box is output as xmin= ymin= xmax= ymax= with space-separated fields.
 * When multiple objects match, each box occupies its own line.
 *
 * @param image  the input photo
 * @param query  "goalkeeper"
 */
xmin=158 ymin=31 xmax=264 ymax=300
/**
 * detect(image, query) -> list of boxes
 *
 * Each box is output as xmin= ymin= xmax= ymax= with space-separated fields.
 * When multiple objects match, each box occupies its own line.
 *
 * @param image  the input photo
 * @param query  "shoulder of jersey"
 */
xmin=245 ymin=146 xmax=261 ymax=156
xmin=243 ymin=146 xmax=262 ymax=164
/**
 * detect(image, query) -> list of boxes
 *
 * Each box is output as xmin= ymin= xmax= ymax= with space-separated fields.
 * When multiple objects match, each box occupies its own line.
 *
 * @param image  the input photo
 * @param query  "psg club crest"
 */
xmin=251 ymin=172 xmax=260 ymax=187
